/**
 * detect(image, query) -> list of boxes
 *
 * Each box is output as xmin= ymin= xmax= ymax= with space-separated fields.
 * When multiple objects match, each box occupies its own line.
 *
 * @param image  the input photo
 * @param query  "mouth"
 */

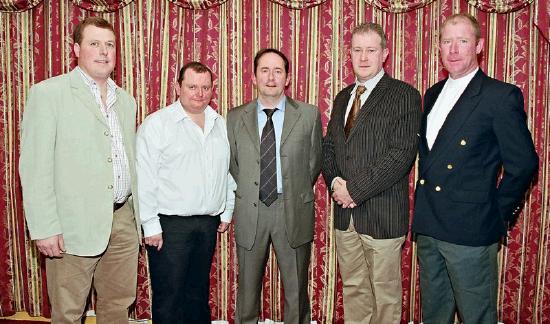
xmin=94 ymin=60 xmax=110 ymax=64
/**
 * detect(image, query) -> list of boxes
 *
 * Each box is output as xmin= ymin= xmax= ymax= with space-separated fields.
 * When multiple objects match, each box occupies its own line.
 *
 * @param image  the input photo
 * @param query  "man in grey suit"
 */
xmin=227 ymin=48 xmax=322 ymax=324
xmin=19 ymin=17 xmax=140 ymax=323
xmin=322 ymin=23 xmax=421 ymax=323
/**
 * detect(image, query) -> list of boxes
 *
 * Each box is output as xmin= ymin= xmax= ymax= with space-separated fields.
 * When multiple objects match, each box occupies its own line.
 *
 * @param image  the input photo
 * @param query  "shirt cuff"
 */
xmin=142 ymin=219 xmax=163 ymax=238
xmin=331 ymin=177 xmax=343 ymax=190
xmin=220 ymin=210 xmax=232 ymax=223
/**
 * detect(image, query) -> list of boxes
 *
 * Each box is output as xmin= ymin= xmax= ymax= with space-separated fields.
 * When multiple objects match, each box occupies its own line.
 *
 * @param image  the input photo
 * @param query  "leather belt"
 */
xmin=113 ymin=201 xmax=125 ymax=212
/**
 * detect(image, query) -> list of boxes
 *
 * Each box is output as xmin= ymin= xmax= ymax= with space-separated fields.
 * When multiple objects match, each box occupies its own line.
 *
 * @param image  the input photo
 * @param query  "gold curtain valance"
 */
xmin=363 ymin=0 xmax=435 ymax=13
xmin=467 ymin=0 xmax=533 ymax=13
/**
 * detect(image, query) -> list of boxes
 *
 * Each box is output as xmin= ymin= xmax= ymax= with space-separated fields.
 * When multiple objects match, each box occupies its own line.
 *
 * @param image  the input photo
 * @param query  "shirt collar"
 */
xmin=257 ymin=95 xmax=286 ymax=114
xmin=447 ymin=67 xmax=479 ymax=88
xmin=171 ymin=100 xmax=219 ymax=123
xmin=353 ymin=69 xmax=385 ymax=94
xmin=75 ymin=66 xmax=117 ymax=92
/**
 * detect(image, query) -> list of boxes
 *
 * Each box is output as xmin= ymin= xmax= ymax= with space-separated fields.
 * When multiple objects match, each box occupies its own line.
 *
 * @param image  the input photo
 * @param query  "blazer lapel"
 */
xmin=241 ymin=100 xmax=261 ymax=154
xmin=69 ymin=69 xmax=108 ymax=127
xmin=281 ymin=97 xmax=301 ymax=146
xmin=347 ymin=74 xmax=390 ymax=141
xmin=422 ymin=70 xmax=485 ymax=173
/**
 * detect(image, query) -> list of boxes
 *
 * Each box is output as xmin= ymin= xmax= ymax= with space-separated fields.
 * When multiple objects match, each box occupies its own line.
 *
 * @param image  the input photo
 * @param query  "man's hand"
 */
xmin=218 ymin=222 xmax=231 ymax=233
xmin=36 ymin=234 xmax=65 ymax=258
xmin=332 ymin=179 xmax=356 ymax=208
xmin=144 ymin=233 xmax=163 ymax=251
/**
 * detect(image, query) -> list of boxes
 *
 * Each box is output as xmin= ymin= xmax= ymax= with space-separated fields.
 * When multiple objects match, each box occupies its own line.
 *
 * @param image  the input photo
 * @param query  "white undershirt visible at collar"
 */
xmin=426 ymin=67 xmax=479 ymax=149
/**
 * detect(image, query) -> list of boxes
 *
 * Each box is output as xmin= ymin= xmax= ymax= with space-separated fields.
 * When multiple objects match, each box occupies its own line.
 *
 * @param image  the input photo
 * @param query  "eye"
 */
xmin=203 ymin=86 xmax=211 ymax=91
xmin=106 ymin=42 xmax=115 ymax=48
xmin=90 ymin=41 xmax=98 ymax=46
xmin=189 ymin=85 xmax=196 ymax=90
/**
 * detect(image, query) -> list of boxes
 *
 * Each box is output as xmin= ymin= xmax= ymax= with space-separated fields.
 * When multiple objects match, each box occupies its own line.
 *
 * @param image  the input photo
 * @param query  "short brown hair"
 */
xmin=440 ymin=13 xmax=481 ymax=41
xmin=73 ymin=17 xmax=115 ymax=45
xmin=351 ymin=23 xmax=387 ymax=49
xmin=254 ymin=48 xmax=289 ymax=75
xmin=177 ymin=62 xmax=213 ymax=85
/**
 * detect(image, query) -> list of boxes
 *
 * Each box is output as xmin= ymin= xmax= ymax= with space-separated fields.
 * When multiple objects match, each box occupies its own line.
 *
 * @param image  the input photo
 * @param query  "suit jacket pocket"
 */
xmin=450 ymin=189 xmax=490 ymax=203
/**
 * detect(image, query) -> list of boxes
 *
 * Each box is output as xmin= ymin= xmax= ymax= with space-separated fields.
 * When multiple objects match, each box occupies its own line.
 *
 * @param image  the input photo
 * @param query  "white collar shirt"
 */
xmin=76 ymin=66 xmax=131 ymax=203
xmin=344 ymin=68 xmax=385 ymax=123
xmin=426 ymin=68 xmax=479 ymax=149
xmin=136 ymin=100 xmax=236 ymax=237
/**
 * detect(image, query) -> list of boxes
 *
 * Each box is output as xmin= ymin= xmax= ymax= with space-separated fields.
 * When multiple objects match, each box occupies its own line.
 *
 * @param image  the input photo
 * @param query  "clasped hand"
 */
xmin=332 ymin=178 xmax=356 ymax=208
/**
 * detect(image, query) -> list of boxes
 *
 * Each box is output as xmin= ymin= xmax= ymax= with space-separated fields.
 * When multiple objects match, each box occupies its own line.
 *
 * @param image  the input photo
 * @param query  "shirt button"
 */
xmin=447 ymin=164 xmax=453 ymax=170
xmin=254 ymin=181 xmax=259 ymax=186
xmin=253 ymin=203 xmax=257 ymax=207
xmin=107 ymin=157 xmax=112 ymax=163
xmin=419 ymin=179 xmax=425 ymax=185
xmin=108 ymin=185 xmax=113 ymax=189
xmin=435 ymin=186 xmax=441 ymax=192
xmin=460 ymin=139 xmax=467 ymax=146
xmin=104 ymin=131 xmax=110 ymax=136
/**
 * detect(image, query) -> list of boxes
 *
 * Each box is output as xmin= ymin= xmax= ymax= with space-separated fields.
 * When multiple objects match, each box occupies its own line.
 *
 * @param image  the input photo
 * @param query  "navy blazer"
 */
xmin=412 ymin=69 xmax=538 ymax=246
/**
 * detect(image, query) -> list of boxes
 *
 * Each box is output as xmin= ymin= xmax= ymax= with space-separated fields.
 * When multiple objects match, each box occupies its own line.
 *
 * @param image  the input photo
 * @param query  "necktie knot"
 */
xmin=263 ymin=108 xmax=277 ymax=119
xmin=356 ymin=85 xmax=366 ymax=97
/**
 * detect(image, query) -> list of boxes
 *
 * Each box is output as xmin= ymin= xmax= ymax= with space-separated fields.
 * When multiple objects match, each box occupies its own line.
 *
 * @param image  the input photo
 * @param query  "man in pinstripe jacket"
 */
xmin=322 ymin=23 xmax=421 ymax=324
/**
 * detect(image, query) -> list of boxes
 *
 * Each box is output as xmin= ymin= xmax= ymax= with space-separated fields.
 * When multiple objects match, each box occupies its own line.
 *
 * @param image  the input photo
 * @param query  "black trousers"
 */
xmin=147 ymin=214 xmax=220 ymax=324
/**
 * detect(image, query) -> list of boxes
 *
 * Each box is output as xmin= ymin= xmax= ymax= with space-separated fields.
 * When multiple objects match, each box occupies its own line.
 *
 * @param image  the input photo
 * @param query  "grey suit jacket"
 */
xmin=322 ymin=73 xmax=422 ymax=239
xmin=19 ymin=69 xmax=140 ymax=256
xmin=227 ymin=97 xmax=322 ymax=250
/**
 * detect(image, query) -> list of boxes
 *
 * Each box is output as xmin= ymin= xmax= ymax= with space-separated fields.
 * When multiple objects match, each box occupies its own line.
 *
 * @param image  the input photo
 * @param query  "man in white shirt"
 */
xmin=137 ymin=62 xmax=236 ymax=323
xmin=412 ymin=13 xmax=538 ymax=323
xmin=322 ymin=23 xmax=421 ymax=323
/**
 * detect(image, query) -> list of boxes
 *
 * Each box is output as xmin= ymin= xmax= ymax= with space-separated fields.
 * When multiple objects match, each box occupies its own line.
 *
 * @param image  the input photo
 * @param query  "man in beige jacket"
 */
xmin=19 ymin=17 xmax=140 ymax=323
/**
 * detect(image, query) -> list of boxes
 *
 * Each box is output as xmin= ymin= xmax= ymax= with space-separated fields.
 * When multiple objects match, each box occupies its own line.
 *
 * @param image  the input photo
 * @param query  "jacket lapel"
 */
xmin=281 ymin=97 xmax=301 ymax=146
xmin=241 ymin=100 xmax=261 ymax=154
xmin=422 ymin=70 xmax=485 ymax=173
xmin=69 ymin=69 xmax=108 ymax=127
xmin=346 ymin=74 xmax=390 ymax=141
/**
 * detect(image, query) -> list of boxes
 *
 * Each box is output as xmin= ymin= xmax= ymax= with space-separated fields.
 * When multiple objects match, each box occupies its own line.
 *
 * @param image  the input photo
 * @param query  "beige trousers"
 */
xmin=335 ymin=218 xmax=405 ymax=324
xmin=46 ymin=202 xmax=139 ymax=324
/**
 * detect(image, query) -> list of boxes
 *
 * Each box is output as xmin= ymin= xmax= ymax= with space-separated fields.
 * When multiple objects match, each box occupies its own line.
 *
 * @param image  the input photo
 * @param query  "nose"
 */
xmin=197 ymin=88 xmax=203 ymax=97
xmin=450 ymin=41 xmax=459 ymax=53
xmin=360 ymin=50 xmax=368 ymax=61
xmin=99 ymin=44 xmax=107 ymax=55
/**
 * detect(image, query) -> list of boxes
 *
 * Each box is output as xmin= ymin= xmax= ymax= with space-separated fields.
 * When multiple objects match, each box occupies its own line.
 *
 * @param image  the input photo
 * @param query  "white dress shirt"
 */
xmin=344 ymin=68 xmax=385 ymax=123
xmin=426 ymin=68 xmax=478 ymax=149
xmin=76 ymin=66 xmax=131 ymax=203
xmin=256 ymin=96 xmax=286 ymax=193
xmin=136 ymin=101 xmax=236 ymax=237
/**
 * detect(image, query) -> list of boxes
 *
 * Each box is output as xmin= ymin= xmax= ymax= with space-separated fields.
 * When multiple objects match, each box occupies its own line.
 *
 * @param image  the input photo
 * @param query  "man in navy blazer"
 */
xmin=412 ymin=13 xmax=538 ymax=324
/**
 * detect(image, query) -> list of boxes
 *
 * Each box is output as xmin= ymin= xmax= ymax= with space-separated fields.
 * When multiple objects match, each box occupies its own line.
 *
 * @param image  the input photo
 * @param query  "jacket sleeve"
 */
xmin=321 ymin=96 xmax=342 ymax=190
xmin=19 ymin=84 xmax=62 ymax=240
xmin=493 ymin=86 xmax=538 ymax=221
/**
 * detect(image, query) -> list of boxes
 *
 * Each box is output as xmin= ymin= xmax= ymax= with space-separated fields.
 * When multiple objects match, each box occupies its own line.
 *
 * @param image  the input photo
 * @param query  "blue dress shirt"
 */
xmin=257 ymin=96 xmax=285 ymax=193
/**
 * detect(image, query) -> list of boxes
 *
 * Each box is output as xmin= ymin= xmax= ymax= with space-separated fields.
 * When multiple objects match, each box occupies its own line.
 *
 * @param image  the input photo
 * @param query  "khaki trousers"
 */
xmin=46 ymin=201 xmax=139 ymax=324
xmin=335 ymin=218 xmax=405 ymax=324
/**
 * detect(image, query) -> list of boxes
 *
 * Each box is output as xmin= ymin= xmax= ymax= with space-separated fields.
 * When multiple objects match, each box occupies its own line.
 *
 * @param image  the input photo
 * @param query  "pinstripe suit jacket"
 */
xmin=322 ymin=73 xmax=421 ymax=239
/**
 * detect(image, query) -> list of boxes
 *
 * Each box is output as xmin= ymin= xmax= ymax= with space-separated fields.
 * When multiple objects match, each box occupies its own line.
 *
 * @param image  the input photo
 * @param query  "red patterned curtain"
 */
xmin=0 ymin=0 xmax=42 ymax=11
xmin=0 ymin=0 xmax=549 ymax=323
